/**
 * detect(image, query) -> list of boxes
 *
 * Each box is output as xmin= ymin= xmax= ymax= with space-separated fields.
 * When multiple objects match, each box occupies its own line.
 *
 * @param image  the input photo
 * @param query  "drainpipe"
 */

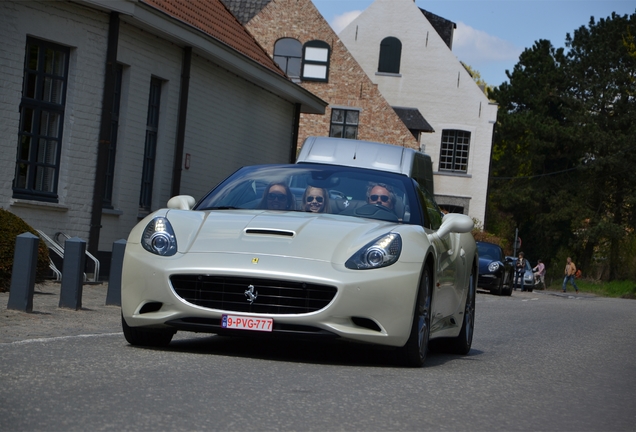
xmin=171 ymin=46 xmax=192 ymax=197
xmin=89 ymin=11 xmax=119 ymax=255
xmin=289 ymin=103 xmax=301 ymax=163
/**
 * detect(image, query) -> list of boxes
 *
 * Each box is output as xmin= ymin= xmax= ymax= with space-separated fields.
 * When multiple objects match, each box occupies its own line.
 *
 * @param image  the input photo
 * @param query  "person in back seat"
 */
xmin=302 ymin=186 xmax=330 ymax=213
xmin=367 ymin=183 xmax=395 ymax=211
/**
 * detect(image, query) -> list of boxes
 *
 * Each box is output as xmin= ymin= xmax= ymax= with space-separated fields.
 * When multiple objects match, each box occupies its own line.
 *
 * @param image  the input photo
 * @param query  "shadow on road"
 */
xmin=126 ymin=334 xmax=483 ymax=368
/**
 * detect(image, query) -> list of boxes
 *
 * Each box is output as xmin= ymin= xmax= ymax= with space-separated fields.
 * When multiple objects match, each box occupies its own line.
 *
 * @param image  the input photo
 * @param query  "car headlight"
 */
xmin=488 ymin=262 xmax=500 ymax=272
xmin=141 ymin=217 xmax=177 ymax=256
xmin=345 ymin=233 xmax=401 ymax=270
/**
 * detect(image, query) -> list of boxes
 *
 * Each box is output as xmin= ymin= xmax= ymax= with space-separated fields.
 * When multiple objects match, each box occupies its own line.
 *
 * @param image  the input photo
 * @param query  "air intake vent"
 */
xmin=170 ymin=275 xmax=337 ymax=315
xmin=245 ymin=229 xmax=295 ymax=237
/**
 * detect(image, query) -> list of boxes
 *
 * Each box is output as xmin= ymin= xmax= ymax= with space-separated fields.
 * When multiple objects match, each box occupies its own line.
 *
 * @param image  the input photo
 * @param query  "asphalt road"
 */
xmin=1 ymin=285 xmax=635 ymax=431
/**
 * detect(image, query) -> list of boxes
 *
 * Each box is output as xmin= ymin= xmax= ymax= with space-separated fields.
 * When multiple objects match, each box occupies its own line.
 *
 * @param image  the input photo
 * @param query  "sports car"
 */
xmin=476 ymin=241 xmax=514 ymax=296
xmin=121 ymin=138 xmax=477 ymax=367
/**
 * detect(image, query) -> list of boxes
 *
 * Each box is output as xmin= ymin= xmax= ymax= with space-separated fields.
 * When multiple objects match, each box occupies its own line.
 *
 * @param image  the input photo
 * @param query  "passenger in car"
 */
xmin=367 ymin=183 xmax=395 ymax=210
xmin=258 ymin=182 xmax=295 ymax=210
xmin=302 ymin=186 xmax=330 ymax=213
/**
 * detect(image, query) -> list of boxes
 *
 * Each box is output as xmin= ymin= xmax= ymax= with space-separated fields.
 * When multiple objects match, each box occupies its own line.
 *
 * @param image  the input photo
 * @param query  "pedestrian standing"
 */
xmin=562 ymin=257 xmax=579 ymax=293
xmin=515 ymin=252 xmax=526 ymax=292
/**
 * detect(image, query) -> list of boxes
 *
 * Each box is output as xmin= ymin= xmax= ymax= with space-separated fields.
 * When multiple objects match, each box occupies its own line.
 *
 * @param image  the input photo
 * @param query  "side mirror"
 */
xmin=434 ymin=213 xmax=474 ymax=239
xmin=167 ymin=195 xmax=196 ymax=210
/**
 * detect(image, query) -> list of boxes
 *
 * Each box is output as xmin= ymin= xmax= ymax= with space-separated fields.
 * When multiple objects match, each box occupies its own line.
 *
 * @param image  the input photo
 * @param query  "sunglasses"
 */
xmin=369 ymin=194 xmax=390 ymax=203
xmin=268 ymin=192 xmax=287 ymax=202
xmin=306 ymin=196 xmax=324 ymax=203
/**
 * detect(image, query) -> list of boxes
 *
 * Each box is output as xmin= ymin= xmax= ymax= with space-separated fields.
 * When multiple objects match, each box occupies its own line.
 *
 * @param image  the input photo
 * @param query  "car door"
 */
xmin=415 ymin=183 xmax=464 ymax=322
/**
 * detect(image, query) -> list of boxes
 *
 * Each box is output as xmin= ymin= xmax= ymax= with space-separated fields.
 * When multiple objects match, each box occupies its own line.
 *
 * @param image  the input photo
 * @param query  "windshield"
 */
xmin=477 ymin=242 xmax=503 ymax=261
xmin=194 ymin=164 xmax=423 ymax=225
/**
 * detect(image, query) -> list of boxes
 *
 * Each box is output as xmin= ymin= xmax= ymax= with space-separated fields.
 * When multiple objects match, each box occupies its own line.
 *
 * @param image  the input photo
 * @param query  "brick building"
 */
xmin=221 ymin=0 xmax=424 ymax=150
xmin=0 ymin=0 xmax=325 ymax=269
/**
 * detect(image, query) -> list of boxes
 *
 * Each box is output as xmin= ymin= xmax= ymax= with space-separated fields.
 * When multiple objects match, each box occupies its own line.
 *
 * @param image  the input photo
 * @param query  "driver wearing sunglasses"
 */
xmin=259 ymin=182 xmax=295 ymax=210
xmin=302 ymin=186 xmax=330 ymax=213
xmin=367 ymin=183 xmax=395 ymax=210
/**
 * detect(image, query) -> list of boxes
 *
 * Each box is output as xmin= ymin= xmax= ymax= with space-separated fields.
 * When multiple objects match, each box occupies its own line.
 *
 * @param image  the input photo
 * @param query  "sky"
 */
xmin=312 ymin=0 xmax=636 ymax=87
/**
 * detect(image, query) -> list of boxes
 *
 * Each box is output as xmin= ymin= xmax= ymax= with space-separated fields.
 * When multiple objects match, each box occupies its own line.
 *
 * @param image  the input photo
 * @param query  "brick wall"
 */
xmin=245 ymin=0 xmax=419 ymax=150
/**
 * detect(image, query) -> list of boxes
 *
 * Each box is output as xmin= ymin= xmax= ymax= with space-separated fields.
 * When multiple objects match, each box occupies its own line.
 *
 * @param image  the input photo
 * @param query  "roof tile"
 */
xmin=141 ymin=0 xmax=284 ymax=76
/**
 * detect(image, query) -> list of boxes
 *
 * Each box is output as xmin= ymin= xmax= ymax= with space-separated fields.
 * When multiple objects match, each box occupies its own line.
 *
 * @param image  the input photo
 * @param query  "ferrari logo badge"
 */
xmin=245 ymin=285 xmax=258 ymax=303
xmin=252 ymin=258 xmax=259 ymax=264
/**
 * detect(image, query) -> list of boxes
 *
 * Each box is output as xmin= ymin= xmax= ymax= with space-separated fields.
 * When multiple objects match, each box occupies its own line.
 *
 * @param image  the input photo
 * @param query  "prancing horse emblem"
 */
xmin=244 ymin=285 xmax=258 ymax=304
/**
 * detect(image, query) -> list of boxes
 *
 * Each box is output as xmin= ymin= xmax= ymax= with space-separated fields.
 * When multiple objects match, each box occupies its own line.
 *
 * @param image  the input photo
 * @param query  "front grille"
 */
xmin=170 ymin=275 xmax=337 ymax=315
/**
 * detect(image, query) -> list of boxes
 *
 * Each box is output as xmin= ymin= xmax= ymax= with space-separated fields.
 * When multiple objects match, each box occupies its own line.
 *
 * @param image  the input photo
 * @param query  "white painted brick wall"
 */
xmin=179 ymin=54 xmax=294 ymax=201
xmin=1 ymin=0 xmax=313 ymax=253
xmin=339 ymin=0 xmax=499 ymax=223
xmin=0 ymin=0 xmax=108 ymax=241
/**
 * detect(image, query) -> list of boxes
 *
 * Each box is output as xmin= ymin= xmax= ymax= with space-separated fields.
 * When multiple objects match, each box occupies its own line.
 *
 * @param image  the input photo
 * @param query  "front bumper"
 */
xmin=121 ymin=243 xmax=423 ymax=347
xmin=477 ymin=273 xmax=501 ymax=291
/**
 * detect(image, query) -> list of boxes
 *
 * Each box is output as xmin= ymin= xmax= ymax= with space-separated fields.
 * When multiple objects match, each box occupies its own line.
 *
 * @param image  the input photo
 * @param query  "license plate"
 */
xmin=221 ymin=314 xmax=273 ymax=332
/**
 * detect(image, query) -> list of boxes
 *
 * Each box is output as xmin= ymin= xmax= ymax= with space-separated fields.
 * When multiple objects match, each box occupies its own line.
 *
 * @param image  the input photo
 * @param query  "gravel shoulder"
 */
xmin=0 ymin=281 xmax=121 ymax=344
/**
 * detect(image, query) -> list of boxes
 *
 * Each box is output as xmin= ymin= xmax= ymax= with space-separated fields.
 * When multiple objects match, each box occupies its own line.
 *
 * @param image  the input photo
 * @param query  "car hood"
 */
xmin=161 ymin=209 xmax=398 ymax=262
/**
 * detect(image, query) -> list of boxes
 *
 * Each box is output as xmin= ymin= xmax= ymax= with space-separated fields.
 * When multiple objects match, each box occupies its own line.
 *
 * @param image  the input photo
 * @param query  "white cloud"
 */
xmin=453 ymin=21 xmax=522 ymax=64
xmin=332 ymin=10 xmax=363 ymax=34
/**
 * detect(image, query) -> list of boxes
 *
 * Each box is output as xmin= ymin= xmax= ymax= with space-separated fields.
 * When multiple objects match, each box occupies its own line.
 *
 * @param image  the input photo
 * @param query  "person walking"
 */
xmin=562 ymin=257 xmax=579 ymax=293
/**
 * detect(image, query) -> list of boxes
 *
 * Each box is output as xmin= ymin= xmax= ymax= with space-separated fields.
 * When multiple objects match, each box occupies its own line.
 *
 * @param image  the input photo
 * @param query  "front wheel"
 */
xmin=397 ymin=265 xmax=432 ymax=367
xmin=502 ymin=276 xmax=513 ymax=296
xmin=122 ymin=313 xmax=175 ymax=347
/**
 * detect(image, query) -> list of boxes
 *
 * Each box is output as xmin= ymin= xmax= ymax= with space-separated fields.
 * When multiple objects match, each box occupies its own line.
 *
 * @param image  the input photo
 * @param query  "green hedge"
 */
xmin=0 ymin=209 xmax=50 ymax=292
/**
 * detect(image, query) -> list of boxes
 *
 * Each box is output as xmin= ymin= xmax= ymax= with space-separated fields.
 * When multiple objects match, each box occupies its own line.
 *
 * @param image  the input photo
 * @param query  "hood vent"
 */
xmin=245 ymin=228 xmax=295 ymax=237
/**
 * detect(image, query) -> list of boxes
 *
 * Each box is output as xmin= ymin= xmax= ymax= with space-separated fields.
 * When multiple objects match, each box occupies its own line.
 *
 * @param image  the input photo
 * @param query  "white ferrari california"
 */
xmin=121 ymin=137 xmax=477 ymax=367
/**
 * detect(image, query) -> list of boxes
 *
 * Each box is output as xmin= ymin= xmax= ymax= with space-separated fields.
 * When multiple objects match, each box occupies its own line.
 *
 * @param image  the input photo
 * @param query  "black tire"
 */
xmin=433 ymin=262 xmax=476 ymax=355
xmin=397 ymin=265 xmax=432 ymax=367
xmin=492 ymin=276 xmax=503 ymax=296
xmin=502 ymin=277 xmax=513 ymax=296
xmin=121 ymin=313 xmax=175 ymax=347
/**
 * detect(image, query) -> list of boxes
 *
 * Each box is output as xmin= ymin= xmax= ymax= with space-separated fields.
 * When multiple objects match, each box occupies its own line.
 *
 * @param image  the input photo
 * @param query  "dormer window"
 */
xmin=302 ymin=40 xmax=330 ymax=82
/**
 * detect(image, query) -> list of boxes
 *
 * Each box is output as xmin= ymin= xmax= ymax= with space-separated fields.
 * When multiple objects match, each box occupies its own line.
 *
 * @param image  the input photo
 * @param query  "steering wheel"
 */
xmin=352 ymin=204 xmax=399 ymax=222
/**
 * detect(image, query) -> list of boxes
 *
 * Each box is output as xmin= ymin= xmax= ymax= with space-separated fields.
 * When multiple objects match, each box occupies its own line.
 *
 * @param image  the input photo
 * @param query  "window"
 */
xmin=302 ymin=40 xmax=330 ymax=82
xmin=378 ymin=37 xmax=402 ymax=74
xmin=329 ymin=109 xmax=359 ymax=139
xmin=273 ymin=38 xmax=302 ymax=80
xmin=13 ymin=37 xmax=70 ymax=202
xmin=439 ymin=130 xmax=470 ymax=173
xmin=139 ymin=77 xmax=162 ymax=212
xmin=103 ymin=64 xmax=123 ymax=208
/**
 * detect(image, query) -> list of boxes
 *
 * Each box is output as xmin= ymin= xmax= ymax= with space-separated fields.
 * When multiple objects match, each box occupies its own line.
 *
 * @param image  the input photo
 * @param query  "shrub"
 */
xmin=0 ymin=209 xmax=50 ymax=292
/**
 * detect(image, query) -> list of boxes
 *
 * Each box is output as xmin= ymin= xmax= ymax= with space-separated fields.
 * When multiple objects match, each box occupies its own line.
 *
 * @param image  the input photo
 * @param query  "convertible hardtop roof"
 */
xmin=296 ymin=136 xmax=423 ymax=177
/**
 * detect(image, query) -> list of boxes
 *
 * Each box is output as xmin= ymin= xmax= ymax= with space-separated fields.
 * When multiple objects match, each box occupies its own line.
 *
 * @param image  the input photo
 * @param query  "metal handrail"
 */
xmin=35 ymin=229 xmax=95 ymax=283
xmin=35 ymin=229 xmax=66 ymax=281
xmin=54 ymin=232 xmax=100 ymax=283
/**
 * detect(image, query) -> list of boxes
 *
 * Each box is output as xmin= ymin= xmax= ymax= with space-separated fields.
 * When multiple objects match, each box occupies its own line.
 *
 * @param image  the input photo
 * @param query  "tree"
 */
xmin=487 ymin=11 xmax=636 ymax=281
xmin=564 ymin=13 xmax=636 ymax=280
xmin=461 ymin=62 xmax=492 ymax=96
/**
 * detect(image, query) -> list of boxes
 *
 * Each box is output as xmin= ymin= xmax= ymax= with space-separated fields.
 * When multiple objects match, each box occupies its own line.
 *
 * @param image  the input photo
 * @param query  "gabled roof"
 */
xmin=420 ymin=8 xmax=456 ymax=50
xmin=141 ymin=0 xmax=284 ymax=76
xmin=392 ymin=107 xmax=434 ymax=133
xmin=220 ymin=0 xmax=272 ymax=25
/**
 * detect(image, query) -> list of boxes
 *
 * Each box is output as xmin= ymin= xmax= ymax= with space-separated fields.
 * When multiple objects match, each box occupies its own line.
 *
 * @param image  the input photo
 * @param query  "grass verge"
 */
xmin=546 ymin=279 xmax=636 ymax=299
